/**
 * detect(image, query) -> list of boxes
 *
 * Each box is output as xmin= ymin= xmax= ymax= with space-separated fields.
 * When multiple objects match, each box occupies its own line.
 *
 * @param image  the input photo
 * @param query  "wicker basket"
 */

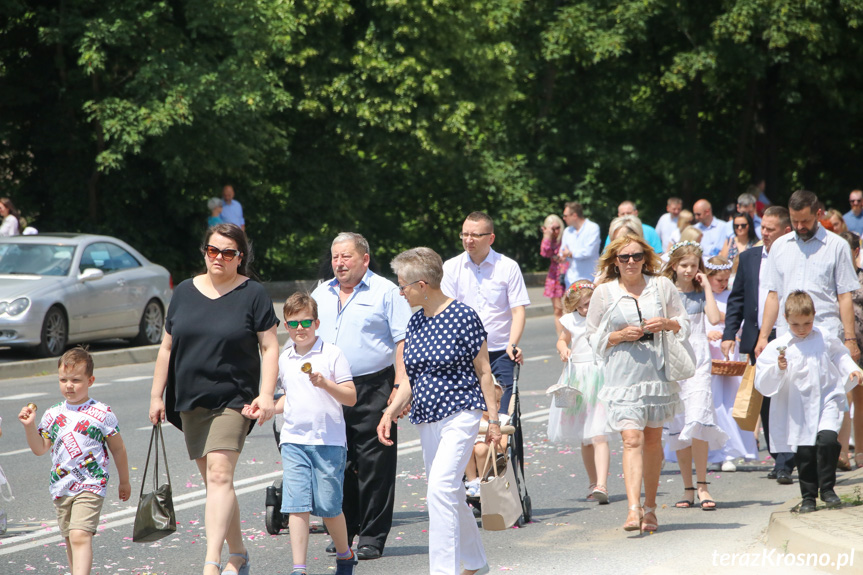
xmin=711 ymin=360 xmax=748 ymax=376
xmin=545 ymin=383 xmax=582 ymax=408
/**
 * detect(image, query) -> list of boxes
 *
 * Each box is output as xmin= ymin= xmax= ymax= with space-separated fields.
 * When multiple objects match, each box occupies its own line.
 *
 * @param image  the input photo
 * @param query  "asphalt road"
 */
xmin=0 ymin=315 xmax=841 ymax=574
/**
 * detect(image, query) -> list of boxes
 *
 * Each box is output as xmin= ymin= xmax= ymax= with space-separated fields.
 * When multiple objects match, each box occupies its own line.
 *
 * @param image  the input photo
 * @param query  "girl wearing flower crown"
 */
xmin=662 ymin=242 xmax=728 ymax=510
xmin=705 ymin=256 xmax=758 ymax=471
xmin=548 ymin=280 xmax=610 ymax=503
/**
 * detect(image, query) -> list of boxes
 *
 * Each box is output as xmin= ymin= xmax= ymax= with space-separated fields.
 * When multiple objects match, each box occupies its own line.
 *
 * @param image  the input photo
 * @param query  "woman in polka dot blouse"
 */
xmin=378 ymin=247 xmax=500 ymax=575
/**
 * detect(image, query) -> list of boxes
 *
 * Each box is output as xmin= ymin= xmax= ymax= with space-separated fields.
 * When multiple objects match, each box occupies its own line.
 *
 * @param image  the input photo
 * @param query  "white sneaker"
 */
xmin=721 ymin=460 xmax=737 ymax=472
xmin=465 ymin=479 xmax=480 ymax=497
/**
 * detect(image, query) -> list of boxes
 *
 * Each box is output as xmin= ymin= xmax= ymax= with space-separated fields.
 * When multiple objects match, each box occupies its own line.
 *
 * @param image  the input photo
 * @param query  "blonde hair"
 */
xmin=543 ymin=214 xmax=565 ymax=231
xmin=562 ymin=280 xmax=595 ymax=314
xmin=596 ymin=235 xmax=661 ymax=284
xmin=677 ymin=209 xmax=693 ymax=231
xmin=609 ymin=215 xmax=643 ymax=241
xmin=785 ymin=290 xmax=815 ymax=317
xmin=679 ymin=225 xmax=703 ymax=243
xmin=662 ymin=242 xmax=706 ymax=291
xmin=827 ymin=208 xmax=848 ymax=233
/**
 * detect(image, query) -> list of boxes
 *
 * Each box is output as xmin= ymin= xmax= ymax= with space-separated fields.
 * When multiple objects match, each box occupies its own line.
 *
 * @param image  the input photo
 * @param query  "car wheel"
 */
xmin=131 ymin=299 xmax=164 ymax=346
xmin=34 ymin=306 xmax=68 ymax=357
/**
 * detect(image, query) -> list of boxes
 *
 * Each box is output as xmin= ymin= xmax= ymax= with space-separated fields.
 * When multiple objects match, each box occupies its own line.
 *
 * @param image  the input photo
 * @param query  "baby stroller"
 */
xmin=263 ymin=409 xmax=328 ymax=536
xmin=465 ymin=362 xmax=532 ymax=526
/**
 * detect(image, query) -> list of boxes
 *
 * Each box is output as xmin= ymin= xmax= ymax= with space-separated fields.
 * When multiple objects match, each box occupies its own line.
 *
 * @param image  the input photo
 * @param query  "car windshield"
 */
xmin=0 ymin=243 xmax=77 ymax=276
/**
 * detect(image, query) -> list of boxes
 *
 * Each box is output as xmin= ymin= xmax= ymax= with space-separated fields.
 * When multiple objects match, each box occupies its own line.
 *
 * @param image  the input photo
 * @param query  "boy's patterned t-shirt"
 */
xmin=37 ymin=399 xmax=120 ymax=499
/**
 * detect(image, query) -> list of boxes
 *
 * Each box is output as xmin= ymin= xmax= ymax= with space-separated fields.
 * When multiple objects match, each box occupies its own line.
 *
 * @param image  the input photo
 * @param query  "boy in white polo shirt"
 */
xmin=244 ymin=292 xmax=357 ymax=575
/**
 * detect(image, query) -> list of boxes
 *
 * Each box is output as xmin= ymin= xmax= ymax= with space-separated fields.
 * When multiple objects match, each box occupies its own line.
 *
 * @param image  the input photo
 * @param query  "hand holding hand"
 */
xmin=241 ymin=404 xmax=259 ymax=419
xmin=249 ymin=395 xmax=274 ymax=426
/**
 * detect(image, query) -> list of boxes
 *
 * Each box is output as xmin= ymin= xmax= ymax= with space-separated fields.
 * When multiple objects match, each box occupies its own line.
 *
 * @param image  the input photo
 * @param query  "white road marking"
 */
xmin=90 ymin=383 xmax=111 ymax=388
xmin=524 ymin=355 xmax=552 ymax=362
xmin=0 ymin=437 xmax=428 ymax=555
xmin=0 ymin=448 xmax=32 ymax=457
xmin=0 ymin=392 xmax=47 ymax=402
xmin=113 ymin=376 xmax=151 ymax=382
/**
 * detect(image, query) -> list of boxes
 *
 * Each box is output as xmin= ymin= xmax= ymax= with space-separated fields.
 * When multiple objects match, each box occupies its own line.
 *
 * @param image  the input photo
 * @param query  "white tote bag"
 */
xmin=479 ymin=449 xmax=521 ymax=531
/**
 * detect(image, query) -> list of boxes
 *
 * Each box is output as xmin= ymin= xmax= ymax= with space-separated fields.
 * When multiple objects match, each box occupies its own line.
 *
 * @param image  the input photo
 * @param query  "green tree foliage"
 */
xmin=2 ymin=0 xmax=863 ymax=279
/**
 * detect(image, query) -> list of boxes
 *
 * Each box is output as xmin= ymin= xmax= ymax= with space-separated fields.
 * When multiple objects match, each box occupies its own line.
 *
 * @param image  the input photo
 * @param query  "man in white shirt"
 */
xmin=693 ymin=199 xmax=726 ymax=257
xmin=559 ymin=201 xmax=601 ymax=287
xmin=442 ymin=211 xmax=531 ymax=414
xmin=756 ymin=190 xmax=861 ymax=362
xmin=655 ymin=197 xmax=683 ymax=253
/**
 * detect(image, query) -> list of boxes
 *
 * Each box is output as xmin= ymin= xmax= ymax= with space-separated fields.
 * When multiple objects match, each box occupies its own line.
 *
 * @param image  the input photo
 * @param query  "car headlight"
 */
xmin=4 ymin=297 xmax=30 ymax=316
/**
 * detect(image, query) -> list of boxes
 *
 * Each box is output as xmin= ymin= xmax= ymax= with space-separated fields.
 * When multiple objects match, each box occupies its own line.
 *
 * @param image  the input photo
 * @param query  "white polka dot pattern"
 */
xmin=404 ymin=301 xmax=488 ymax=424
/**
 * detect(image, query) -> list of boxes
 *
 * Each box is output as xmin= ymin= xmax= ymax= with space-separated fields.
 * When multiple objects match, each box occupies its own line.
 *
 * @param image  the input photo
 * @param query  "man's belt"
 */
xmin=354 ymin=365 xmax=395 ymax=385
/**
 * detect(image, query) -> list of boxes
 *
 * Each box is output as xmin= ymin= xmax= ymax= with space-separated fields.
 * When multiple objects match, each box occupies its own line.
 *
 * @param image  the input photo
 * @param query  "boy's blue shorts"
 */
xmin=280 ymin=443 xmax=346 ymax=518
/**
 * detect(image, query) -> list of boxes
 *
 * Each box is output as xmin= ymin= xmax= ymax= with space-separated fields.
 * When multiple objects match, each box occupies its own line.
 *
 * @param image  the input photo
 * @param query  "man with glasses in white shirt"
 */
xmin=559 ymin=201 xmax=601 ymax=287
xmin=442 ymin=211 xmax=531 ymax=414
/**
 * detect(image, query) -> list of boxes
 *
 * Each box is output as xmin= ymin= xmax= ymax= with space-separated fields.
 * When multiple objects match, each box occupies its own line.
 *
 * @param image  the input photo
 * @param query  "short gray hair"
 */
xmin=332 ymin=232 xmax=370 ymax=256
xmin=737 ymin=193 xmax=757 ymax=207
xmin=390 ymin=247 xmax=444 ymax=289
xmin=207 ymin=197 xmax=223 ymax=210
xmin=609 ymin=215 xmax=644 ymax=240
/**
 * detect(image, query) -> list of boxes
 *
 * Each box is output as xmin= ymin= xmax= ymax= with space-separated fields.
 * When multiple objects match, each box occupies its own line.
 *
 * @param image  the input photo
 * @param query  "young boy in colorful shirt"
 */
xmin=755 ymin=291 xmax=863 ymax=513
xmin=18 ymin=347 xmax=131 ymax=575
xmin=244 ymin=292 xmax=358 ymax=575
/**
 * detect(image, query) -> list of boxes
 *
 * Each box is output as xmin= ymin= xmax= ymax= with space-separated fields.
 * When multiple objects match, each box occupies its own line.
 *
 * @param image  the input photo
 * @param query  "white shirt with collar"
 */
xmin=758 ymin=247 xmax=786 ymax=334
xmin=559 ymin=218 xmax=601 ymax=286
xmin=277 ymin=336 xmax=353 ymax=446
xmin=695 ymin=217 xmax=726 ymax=257
xmin=441 ymin=248 xmax=531 ymax=352
xmin=764 ymin=225 xmax=861 ymax=338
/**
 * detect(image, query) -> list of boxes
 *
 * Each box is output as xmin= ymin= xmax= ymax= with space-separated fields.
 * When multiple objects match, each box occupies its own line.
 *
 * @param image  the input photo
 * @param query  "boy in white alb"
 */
xmin=18 ymin=347 xmax=130 ymax=575
xmin=756 ymin=291 xmax=863 ymax=513
xmin=244 ymin=292 xmax=357 ymax=575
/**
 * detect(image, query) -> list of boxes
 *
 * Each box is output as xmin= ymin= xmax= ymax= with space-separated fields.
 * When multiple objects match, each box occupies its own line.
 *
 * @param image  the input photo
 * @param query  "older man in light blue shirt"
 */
xmin=220 ymin=184 xmax=245 ymax=230
xmin=693 ymin=199 xmax=727 ymax=257
xmin=311 ymin=232 xmax=412 ymax=559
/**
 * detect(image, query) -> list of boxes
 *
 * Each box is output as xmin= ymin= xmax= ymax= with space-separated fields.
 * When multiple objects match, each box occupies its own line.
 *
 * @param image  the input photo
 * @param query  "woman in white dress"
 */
xmin=662 ymin=242 xmax=728 ymax=510
xmin=705 ymin=256 xmax=758 ymax=471
xmin=0 ymin=198 xmax=20 ymax=237
xmin=586 ymin=236 xmax=687 ymax=533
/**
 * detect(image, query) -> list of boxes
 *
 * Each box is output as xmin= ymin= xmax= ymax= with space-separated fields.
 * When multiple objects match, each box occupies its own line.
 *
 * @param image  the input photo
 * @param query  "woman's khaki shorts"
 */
xmin=53 ymin=491 xmax=104 ymax=537
xmin=180 ymin=406 xmax=251 ymax=460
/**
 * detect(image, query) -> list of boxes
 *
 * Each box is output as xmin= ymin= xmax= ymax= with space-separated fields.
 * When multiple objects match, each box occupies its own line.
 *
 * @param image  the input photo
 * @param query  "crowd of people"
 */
xmin=10 ymin=184 xmax=863 ymax=575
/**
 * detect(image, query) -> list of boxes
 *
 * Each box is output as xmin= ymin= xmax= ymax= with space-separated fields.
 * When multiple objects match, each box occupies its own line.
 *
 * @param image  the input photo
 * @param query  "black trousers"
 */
xmin=795 ymin=430 xmax=840 ymax=501
xmin=750 ymin=348 xmax=795 ymax=474
xmin=342 ymin=366 xmax=397 ymax=551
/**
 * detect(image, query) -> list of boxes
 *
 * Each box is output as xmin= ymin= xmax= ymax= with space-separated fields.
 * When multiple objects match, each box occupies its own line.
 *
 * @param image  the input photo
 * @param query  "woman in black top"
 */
xmin=149 ymin=223 xmax=279 ymax=575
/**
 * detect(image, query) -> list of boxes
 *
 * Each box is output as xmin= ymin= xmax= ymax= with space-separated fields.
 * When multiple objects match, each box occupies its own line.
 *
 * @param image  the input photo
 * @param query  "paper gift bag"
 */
xmin=732 ymin=364 xmax=762 ymax=432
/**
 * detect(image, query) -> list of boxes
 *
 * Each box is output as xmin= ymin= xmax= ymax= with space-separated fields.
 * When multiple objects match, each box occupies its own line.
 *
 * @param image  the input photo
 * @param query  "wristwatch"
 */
xmin=488 ymin=419 xmax=501 ymax=426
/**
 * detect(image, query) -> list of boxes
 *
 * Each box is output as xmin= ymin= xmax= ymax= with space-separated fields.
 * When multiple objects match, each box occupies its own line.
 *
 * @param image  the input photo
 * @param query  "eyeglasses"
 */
xmin=616 ymin=253 xmax=645 ymax=263
xmin=734 ymin=223 xmax=749 ymax=229
xmin=459 ymin=232 xmax=492 ymax=240
xmin=398 ymin=280 xmax=424 ymax=293
xmin=203 ymin=245 xmax=241 ymax=261
xmin=286 ymin=319 xmax=314 ymax=329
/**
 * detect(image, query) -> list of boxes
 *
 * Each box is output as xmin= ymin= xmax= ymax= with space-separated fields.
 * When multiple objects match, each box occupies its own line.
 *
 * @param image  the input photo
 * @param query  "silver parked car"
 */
xmin=0 ymin=234 xmax=172 ymax=357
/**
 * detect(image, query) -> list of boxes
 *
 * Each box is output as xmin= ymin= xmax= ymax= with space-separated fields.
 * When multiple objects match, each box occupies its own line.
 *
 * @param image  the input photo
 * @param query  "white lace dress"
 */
xmin=547 ymin=312 xmax=607 ymax=444
xmin=708 ymin=290 xmax=758 ymax=462
xmin=586 ymin=275 xmax=685 ymax=431
xmin=665 ymin=290 xmax=729 ymax=453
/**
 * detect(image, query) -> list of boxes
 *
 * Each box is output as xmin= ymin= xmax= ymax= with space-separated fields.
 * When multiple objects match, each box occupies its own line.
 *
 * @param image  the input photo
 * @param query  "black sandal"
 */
xmin=675 ymin=487 xmax=696 ymax=508
xmin=697 ymin=481 xmax=717 ymax=510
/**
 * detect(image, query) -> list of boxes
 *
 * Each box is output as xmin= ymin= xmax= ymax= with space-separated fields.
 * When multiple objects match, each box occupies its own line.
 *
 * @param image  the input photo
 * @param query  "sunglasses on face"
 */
xmin=286 ymin=319 xmax=314 ymax=329
xmin=852 ymin=199 xmax=863 ymax=204
xmin=616 ymin=253 xmax=645 ymax=263
xmin=203 ymin=245 xmax=241 ymax=261
xmin=734 ymin=223 xmax=749 ymax=229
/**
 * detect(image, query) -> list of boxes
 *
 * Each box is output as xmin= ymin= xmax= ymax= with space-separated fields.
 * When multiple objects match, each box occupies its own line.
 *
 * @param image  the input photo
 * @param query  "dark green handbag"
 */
xmin=132 ymin=423 xmax=177 ymax=542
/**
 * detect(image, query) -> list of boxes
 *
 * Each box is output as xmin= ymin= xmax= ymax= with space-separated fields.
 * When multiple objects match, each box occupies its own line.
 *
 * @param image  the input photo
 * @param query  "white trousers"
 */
xmin=419 ymin=409 xmax=487 ymax=575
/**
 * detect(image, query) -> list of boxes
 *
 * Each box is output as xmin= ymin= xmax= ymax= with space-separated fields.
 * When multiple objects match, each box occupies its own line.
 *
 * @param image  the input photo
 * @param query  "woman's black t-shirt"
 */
xmin=165 ymin=278 xmax=279 ymax=418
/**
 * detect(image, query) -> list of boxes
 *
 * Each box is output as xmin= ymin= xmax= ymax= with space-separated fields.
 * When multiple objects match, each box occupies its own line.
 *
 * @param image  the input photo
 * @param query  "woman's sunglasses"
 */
xmin=734 ymin=223 xmax=749 ymax=229
xmin=616 ymin=253 xmax=645 ymax=263
xmin=286 ymin=319 xmax=315 ymax=329
xmin=203 ymin=245 xmax=241 ymax=261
